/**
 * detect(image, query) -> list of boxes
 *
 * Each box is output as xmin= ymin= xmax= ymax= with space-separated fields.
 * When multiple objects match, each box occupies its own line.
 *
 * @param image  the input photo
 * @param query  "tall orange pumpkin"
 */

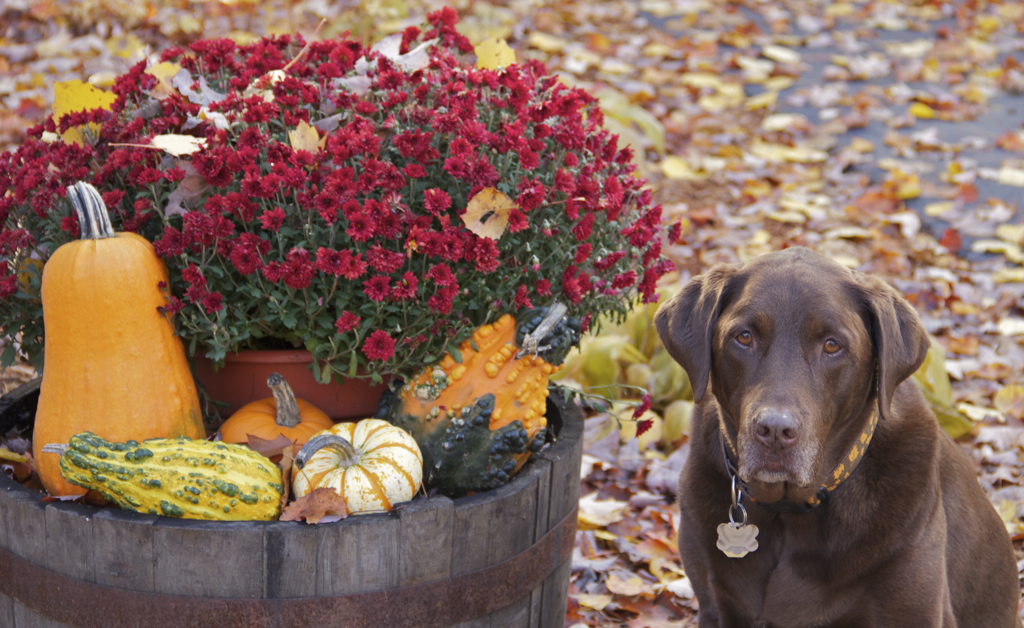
xmin=33 ymin=182 xmax=205 ymax=496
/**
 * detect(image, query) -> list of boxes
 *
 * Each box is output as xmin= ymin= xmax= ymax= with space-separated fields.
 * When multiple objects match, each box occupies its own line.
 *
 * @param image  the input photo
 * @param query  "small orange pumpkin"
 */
xmin=217 ymin=373 xmax=334 ymax=446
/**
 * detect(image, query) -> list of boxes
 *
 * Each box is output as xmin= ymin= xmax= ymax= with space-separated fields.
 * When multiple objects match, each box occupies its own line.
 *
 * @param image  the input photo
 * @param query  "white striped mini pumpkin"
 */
xmin=293 ymin=419 xmax=423 ymax=513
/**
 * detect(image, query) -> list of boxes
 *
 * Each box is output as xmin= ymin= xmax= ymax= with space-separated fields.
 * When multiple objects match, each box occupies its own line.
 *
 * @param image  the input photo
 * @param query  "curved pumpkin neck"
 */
xmin=67 ymin=182 xmax=116 ymax=240
xmin=267 ymin=373 xmax=303 ymax=428
xmin=295 ymin=434 xmax=361 ymax=469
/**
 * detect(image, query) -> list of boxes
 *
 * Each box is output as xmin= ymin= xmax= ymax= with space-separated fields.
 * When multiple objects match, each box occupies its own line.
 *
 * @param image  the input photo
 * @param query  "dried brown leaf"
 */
xmin=280 ymin=488 xmax=348 ymax=524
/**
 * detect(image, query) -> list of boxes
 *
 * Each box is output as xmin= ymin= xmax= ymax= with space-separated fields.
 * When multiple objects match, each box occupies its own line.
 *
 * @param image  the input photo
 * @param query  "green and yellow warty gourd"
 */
xmin=57 ymin=432 xmax=283 ymax=521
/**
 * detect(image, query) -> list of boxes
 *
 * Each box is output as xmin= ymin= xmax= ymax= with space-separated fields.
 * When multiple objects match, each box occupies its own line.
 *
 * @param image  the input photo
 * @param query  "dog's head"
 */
xmin=654 ymin=247 xmax=930 ymax=504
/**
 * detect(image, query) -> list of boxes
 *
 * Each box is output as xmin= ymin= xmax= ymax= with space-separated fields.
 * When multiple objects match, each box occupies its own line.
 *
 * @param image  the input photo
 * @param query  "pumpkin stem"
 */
xmin=295 ymin=433 xmax=360 ymax=469
xmin=66 ymin=182 xmax=116 ymax=240
xmin=268 ymin=373 xmax=302 ymax=428
xmin=518 ymin=302 xmax=568 ymax=358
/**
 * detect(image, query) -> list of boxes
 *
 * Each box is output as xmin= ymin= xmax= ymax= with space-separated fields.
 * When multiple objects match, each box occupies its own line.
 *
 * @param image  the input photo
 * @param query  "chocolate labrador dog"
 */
xmin=654 ymin=247 xmax=1020 ymax=627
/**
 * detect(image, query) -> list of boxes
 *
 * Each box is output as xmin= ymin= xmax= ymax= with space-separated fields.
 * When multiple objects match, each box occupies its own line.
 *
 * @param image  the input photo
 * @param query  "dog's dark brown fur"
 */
xmin=654 ymin=247 xmax=1020 ymax=627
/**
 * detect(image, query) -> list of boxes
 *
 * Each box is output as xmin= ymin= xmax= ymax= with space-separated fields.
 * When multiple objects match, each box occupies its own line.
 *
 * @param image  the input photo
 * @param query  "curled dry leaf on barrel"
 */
xmin=280 ymin=487 xmax=349 ymax=525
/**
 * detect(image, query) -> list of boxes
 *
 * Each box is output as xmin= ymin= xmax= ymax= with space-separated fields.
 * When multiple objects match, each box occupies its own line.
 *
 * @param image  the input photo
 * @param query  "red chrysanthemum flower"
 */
xmin=282 ymin=248 xmax=316 ymax=290
xmin=390 ymin=271 xmax=418 ymax=301
xmin=574 ymin=243 xmax=592 ymax=264
xmin=363 ymin=275 xmax=391 ymax=301
xmin=362 ymin=329 xmax=396 ymax=361
xmin=262 ymin=261 xmax=285 ymax=283
xmin=426 ymin=263 xmax=456 ymax=287
xmin=513 ymin=285 xmax=533 ymax=309
xmin=423 ymin=188 xmax=451 ymax=214
xmin=337 ymin=251 xmax=369 ymax=280
xmin=335 ymin=311 xmax=361 ymax=333
xmin=202 ymin=292 xmax=224 ymax=313
xmin=366 ymin=246 xmax=406 ymax=273
xmin=427 ymin=286 xmax=457 ymax=315
xmin=346 ymin=211 xmax=375 ymax=242
xmin=316 ymin=247 xmax=348 ymax=276
xmin=612 ymin=270 xmax=637 ymax=291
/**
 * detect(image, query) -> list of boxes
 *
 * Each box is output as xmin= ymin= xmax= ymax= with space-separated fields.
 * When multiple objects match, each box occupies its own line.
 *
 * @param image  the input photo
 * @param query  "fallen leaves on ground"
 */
xmin=4 ymin=0 xmax=1024 ymax=625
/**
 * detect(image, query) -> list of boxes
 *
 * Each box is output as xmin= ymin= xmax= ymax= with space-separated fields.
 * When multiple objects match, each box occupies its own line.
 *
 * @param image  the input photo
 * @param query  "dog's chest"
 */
xmin=716 ymin=520 xmax=859 ymax=626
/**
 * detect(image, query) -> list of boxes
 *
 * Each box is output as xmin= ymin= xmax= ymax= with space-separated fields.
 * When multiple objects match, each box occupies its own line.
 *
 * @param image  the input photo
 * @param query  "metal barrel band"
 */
xmin=0 ymin=505 xmax=578 ymax=628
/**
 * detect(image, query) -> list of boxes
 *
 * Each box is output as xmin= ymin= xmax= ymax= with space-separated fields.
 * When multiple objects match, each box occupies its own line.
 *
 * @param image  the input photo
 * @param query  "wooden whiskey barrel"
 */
xmin=0 ymin=379 xmax=583 ymax=628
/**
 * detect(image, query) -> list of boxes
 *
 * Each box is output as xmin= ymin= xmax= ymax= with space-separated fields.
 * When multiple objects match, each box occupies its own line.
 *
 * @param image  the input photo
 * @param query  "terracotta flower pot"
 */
xmin=193 ymin=350 xmax=390 ymax=421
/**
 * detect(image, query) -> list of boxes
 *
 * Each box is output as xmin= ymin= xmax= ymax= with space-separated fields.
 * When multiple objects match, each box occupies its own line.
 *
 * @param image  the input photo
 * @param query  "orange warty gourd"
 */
xmin=382 ymin=305 xmax=580 ymax=496
xmin=217 ymin=373 xmax=334 ymax=446
xmin=33 ymin=182 xmax=206 ymax=496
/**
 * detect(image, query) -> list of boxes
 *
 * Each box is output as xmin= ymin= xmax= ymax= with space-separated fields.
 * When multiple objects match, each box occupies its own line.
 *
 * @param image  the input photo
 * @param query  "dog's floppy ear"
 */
xmin=654 ymin=264 xmax=737 ymax=403
xmin=858 ymin=275 xmax=930 ymax=421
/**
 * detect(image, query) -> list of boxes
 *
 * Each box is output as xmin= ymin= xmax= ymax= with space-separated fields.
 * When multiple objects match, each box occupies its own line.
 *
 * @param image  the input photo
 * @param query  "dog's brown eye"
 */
xmin=824 ymin=339 xmax=841 ymax=354
xmin=737 ymin=331 xmax=753 ymax=346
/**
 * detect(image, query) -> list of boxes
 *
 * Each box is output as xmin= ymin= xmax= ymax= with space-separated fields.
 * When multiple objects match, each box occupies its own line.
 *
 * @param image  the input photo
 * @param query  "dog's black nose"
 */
xmin=754 ymin=409 xmax=800 ymax=449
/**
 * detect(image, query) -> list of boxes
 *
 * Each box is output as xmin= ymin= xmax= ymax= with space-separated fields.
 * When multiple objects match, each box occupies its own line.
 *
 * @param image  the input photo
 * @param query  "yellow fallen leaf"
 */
xmin=145 ymin=62 xmax=184 ymax=100
xmin=680 ymin=72 xmax=726 ymax=90
xmin=745 ymin=91 xmax=777 ymax=110
xmin=52 ymin=80 xmax=118 ymax=146
xmin=994 ymin=268 xmax=1024 ymax=283
xmin=761 ymin=113 xmax=805 ymax=132
xmin=909 ymin=102 xmax=937 ymax=119
xmin=999 ymin=317 xmax=1024 ymax=336
xmin=606 ymin=572 xmax=656 ymax=597
xmin=996 ymin=499 xmax=1017 ymax=524
xmin=475 ymin=37 xmax=516 ymax=70
xmin=994 ymin=385 xmax=1024 ymax=420
xmin=957 ymin=402 xmax=1003 ymax=423
xmin=761 ymin=44 xmax=801 ymax=65
xmin=924 ymin=201 xmax=954 ymax=217
xmin=750 ymin=139 xmax=827 ymax=163
xmin=150 ymin=134 xmax=208 ymax=157
xmin=767 ymin=210 xmax=806 ymax=224
xmin=0 ymin=448 xmax=30 ymax=464
xmin=660 ymin=156 xmax=706 ymax=181
xmin=577 ymin=493 xmax=628 ymax=529
xmin=289 ymin=120 xmax=320 ymax=154
xmin=971 ymin=239 xmax=1024 ymax=263
xmin=462 ymin=187 xmax=517 ymax=240
xmin=997 ymin=167 xmax=1024 ymax=187
xmin=997 ymin=224 xmax=1024 ymax=244
xmin=88 ymin=71 xmax=118 ymax=89
xmin=573 ymin=594 xmax=612 ymax=611
xmin=527 ymin=32 xmax=567 ymax=53
xmin=826 ymin=3 xmax=855 ymax=17
xmin=106 ymin=34 xmax=144 ymax=59
xmin=743 ymin=180 xmax=772 ymax=198
xmin=849 ymin=138 xmax=875 ymax=153
xmin=225 ymin=30 xmax=262 ymax=46
xmin=893 ymin=172 xmax=921 ymax=199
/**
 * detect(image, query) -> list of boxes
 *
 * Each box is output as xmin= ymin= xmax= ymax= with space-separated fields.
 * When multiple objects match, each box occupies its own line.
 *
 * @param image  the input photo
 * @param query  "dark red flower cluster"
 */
xmin=0 ymin=10 xmax=672 ymax=381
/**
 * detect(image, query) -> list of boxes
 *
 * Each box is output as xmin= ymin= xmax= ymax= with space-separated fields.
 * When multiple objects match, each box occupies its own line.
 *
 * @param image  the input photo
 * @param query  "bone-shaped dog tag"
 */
xmin=717 ymin=522 xmax=759 ymax=558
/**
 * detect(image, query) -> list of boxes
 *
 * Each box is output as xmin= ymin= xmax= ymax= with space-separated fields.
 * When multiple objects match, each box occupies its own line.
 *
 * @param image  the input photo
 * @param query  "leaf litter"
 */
xmin=3 ymin=0 xmax=1024 ymax=624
